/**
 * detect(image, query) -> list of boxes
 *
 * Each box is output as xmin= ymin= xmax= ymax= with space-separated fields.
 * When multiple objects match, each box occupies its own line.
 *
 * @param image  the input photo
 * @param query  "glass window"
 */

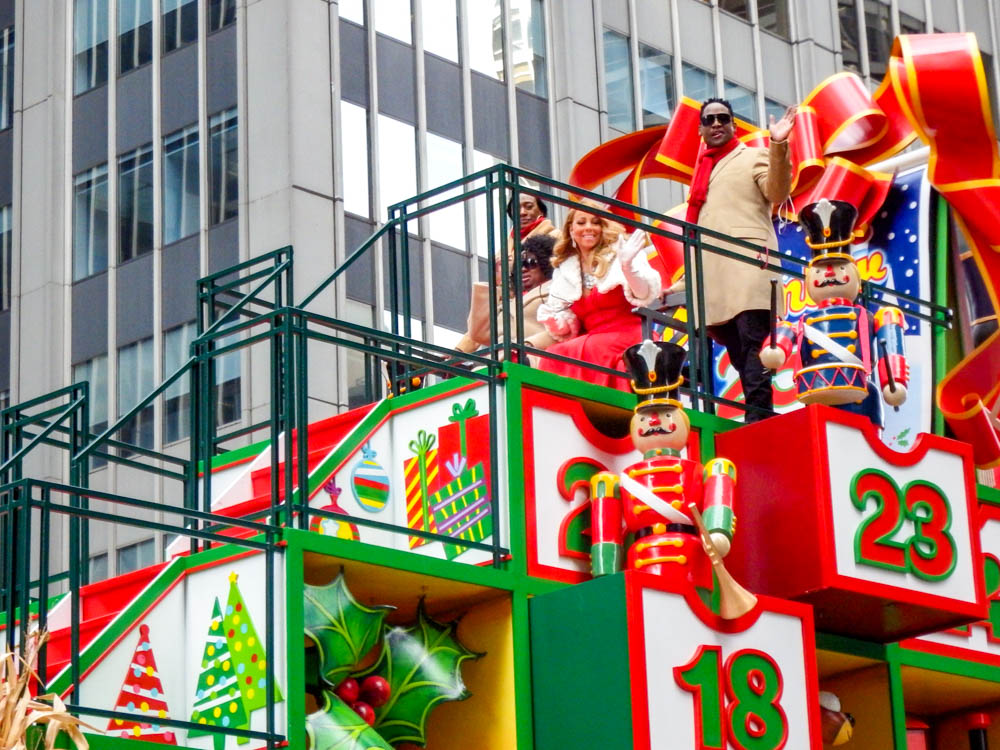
xmin=681 ymin=62 xmax=716 ymax=104
xmin=603 ymin=29 xmax=634 ymax=132
xmin=0 ymin=27 xmax=14 ymax=130
xmin=73 ymin=354 xmax=108 ymax=469
xmin=899 ymin=11 xmax=924 ymax=35
xmin=208 ymin=0 xmax=236 ymax=32
xmin=74 ymin=0 xmax=109 ymax=94
xmin=163 ymin=124 xmax=200 ymax=244
xmin=511 ymin=0 xmax=546 ymax=97
xmin=119 ymin=0 xmax=152 ymax=74
xmin=472 ymin=149 xmax=502 ymax=259
xmin=163 ymin=322 xmax=193 ymax=443
xmin=838 ymin=0 xmax=862 ymax=74
xmin=864 ymin=0 xmax=892 ymax=80
xmin=0 ymin=205 xmax=10 ymax=312
xmin=164 ymin=321 xmax=241 ymax=441
xmin=423 ymin=0 xmax=458 ymax=61
xmin=639 ymin=44 xmax=673 ymax=128
xmin=759 ymin=0 xmax=791 ymax=38
xmin=117 ymin=538 xmax=155 ymax=574
xmin=209 ymin=108 xmax=238 ymax=225
xmin=118 ymin=144 xmax=154 ymax=263
xmin=89 ymin=552 xmax=108 ymax=581
xmin=374 ymin=0 xmax=411 ymax=44
xmin=718 ymin=0 xmax=750 ymax=21
xmin=340 ymin=0 xmax=364 ymax=25
xmin=376 ymin=114 xmax=416 ymax=223
xmin=426 ymin=132 xmax=465 ymax=249
xmin=118 ymin=337 xmax=155 ymax=452
xmin=724 ymin=80 xmax=757 ymax=124
xmin=468 ymin=0 xmax=504 ymax=81
xmin=163 ymin=0 xmax=197 ymax=54
xmin=764 ymin=97 xmax=787 ymax=125
xmin=341 ymin=101 xmax=370 ymax=218
xmin=215 ymin=328 xmax=242 ymax=427
xmin=73 ymin=164 xmax=109 ymax=281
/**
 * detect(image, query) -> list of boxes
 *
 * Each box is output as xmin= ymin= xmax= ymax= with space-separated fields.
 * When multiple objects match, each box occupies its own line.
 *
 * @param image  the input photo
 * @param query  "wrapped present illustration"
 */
xmin=429 ymin=454 xmax=492 ymax=560
xmin=438 ymin=399 xmax=492 ymax=496
xmin=404 ymin=430 xmax=440 ymax=548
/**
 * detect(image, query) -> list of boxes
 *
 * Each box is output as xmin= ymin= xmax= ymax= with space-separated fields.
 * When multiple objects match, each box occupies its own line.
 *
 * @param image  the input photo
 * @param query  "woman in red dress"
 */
xmin=536 ymin=200 xmax=661 ymax=390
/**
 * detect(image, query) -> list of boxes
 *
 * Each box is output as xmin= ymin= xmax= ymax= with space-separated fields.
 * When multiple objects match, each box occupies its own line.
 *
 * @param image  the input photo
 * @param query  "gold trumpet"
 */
xmin=688 ymin=503 xmax=758 ymax=620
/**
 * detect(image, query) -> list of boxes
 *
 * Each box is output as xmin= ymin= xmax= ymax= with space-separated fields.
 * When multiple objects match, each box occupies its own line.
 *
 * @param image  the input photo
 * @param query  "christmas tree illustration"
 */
xmin=222 ymin=572 xmax=282 ymax=714
xmin=189 ymin=573 xmax=283 ymax=750
xmin=189 ymin=597 xmax=249 ymax=749
xmin=107 ymin=624 xmax=177 ymax=744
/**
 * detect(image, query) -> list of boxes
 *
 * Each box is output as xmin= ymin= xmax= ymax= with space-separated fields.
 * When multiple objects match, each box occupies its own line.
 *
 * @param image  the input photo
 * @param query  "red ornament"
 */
xmin=351 ymin=701 xmax=376 ymax=726
xmin=359 ymin=675 xmax=391 ymax=708
xmin=335 ymin=677 xmax=360 ymax=704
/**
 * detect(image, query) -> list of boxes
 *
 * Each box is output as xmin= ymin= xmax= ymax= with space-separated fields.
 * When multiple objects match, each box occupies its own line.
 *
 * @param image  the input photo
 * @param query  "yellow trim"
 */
xmin=631 ymin=376 xmax=683 ymax=395
xmin=796 ymin=362 xmax=866 ymax=375
xmin=628 ymin=465 xmax=683 ymax=477
xmin=634 ymin=555 xmax=687 ymax=568
xmin=806 ymin=312 xmax=858 ymax=323
xmin=801 ymin=72 xmax=857 ymax=107
xmin=798 ymin=383 xmax=868 ymax=398
xmin=650 ymin=485 xmax=684 ymax=494
xmin=653 ymin=152 xmax=695 ymax=177
xmin=806 ymin=250 xmax=853 ymax=263
xmin=634 ymin=539 xmax=684 ymax=553
xmin=937 ymin=178 xmax=1000 ymax=192
xmin=634 ymin=397 xmax=684 ymax=413
xmin=953 ymin=213 xmax=1000 ymax=316
xmin=968 ymin=39 xmax=1000 ymax=174
xmin=821 ymin=108 xmax=888 ymax=154
xmin=809 ymin=343 xmax=856 ymax=357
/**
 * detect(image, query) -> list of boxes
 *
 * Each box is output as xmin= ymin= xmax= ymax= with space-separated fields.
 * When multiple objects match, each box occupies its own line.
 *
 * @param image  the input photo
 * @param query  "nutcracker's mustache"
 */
xmin=640 ymin=425 xmax=674 ymax=436
xmin=816 ymin=278 xmax=848 ymax=287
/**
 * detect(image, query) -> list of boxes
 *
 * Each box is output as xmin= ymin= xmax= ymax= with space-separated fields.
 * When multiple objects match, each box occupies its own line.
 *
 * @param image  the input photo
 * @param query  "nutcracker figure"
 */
xmin=760 ymin=198 xmax=909 ymax=427
xmin=590 ymin=340 xmax=737 ymax=595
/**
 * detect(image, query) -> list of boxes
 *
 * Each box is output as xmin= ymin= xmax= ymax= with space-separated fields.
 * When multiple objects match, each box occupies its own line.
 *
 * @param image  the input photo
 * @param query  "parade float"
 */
xmin=3 ymin=31 xmax=1000 ymax=750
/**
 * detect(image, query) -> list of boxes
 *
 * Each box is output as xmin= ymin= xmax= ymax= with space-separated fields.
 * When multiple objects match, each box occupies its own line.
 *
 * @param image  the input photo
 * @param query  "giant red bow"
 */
xmin=569 ymin=33 xmax=1000 ymax=466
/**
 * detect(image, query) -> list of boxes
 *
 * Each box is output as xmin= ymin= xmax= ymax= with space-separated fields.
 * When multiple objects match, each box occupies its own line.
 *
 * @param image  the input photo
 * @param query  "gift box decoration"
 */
xmin=429 ymin=454 xmax=493 ymax=560
xmin=404 ymin=429 xmax=440 ymax=548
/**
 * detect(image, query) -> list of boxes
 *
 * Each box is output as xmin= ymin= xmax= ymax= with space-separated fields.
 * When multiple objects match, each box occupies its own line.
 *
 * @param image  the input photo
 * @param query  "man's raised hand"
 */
xmin=769 ymin=105 xmax=798 ymax=143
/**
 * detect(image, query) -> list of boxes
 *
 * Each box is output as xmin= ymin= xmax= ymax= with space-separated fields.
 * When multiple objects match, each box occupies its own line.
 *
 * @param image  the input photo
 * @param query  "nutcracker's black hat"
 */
xmin=622 ymin=340 xmax=686 ymax=412
xmin=799 ymin=198 xmax=858 ymax=265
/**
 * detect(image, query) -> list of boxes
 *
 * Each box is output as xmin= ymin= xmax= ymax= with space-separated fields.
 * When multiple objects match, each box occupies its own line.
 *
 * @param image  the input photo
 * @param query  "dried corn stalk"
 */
xmin=0 ymin=630 xmax=96 ymax=750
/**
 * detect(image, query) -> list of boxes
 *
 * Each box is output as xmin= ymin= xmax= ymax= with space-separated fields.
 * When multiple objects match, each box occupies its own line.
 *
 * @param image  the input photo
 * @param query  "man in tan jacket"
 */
xmin=685 ymin=97 xmax=796 ymax=422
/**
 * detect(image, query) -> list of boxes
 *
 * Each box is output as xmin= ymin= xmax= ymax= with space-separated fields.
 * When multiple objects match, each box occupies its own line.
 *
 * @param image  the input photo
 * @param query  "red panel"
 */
xmin=717 ymin=406 xmax=833 ymax=600
xmin=718 ymin=405 xmax=986 ymax=641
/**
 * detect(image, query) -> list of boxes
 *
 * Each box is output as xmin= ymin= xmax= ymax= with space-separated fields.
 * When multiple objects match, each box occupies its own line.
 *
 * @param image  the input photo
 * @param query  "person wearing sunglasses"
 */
xmin=677 ymin=96 xmax=796 ymax=422
xmin=456 ymin=233 xmax=558 ymax=354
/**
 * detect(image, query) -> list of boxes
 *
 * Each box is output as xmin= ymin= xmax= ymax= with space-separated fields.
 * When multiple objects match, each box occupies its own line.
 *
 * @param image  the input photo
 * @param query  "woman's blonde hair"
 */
xmin=552 ymin=198 xmax=626 ymax=280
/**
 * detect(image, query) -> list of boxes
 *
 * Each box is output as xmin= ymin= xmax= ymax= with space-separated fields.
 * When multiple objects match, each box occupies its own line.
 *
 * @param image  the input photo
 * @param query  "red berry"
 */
xmin=360 ymin=675 xmax=391 ymax=708
xmin=352 ymin=700 xmax=375 ymax=726
xmin=334 ymin=678 xmax=359 ymax=704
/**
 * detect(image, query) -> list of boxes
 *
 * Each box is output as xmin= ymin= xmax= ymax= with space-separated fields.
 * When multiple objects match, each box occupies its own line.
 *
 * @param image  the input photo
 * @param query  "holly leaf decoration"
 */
xmin=304 ymin=572 xmax=394 ymax=686
xmin=361 ymin=603 xmax=483 ymax=746
xmin=307 ymin=691 xmax=394 ymax=750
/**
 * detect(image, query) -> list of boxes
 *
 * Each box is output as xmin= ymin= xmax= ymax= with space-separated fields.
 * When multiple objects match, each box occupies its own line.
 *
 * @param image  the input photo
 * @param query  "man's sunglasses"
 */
xmin=521 ymin=255 xmax=540 ymax=270
xmin=700 ymin=112 xmax=733 ymax=126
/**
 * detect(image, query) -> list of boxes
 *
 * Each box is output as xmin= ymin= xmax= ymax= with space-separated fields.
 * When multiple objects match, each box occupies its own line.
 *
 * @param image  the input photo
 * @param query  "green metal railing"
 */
xmin=0 ymin=162 xmax=952 ymax=748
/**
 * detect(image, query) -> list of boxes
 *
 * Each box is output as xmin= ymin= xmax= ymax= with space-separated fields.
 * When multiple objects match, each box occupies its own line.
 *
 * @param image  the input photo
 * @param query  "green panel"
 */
xmin=530 ymin=574 xmax=634 ymax=750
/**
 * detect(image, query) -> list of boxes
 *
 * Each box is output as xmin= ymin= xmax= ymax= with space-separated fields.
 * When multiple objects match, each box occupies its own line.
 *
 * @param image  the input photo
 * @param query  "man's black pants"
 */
xmin=707 ymin=309 xmax=774 ymax=422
